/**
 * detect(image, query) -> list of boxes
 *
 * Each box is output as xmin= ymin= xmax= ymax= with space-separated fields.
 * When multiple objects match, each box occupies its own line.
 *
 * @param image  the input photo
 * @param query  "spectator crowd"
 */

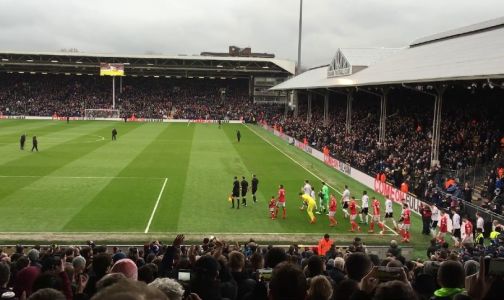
xmin=1 ymin=233 xmax=504 ymax=300
xmin=0 ymin=74 xmax=255 ymax=121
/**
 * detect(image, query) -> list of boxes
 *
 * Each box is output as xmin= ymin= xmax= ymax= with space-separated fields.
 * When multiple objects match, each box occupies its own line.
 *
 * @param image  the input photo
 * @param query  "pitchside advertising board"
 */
xmin=1 ymin=115 xmax=244 ymax=123
xmin=261 ymin=123 xmax=429 ymax=215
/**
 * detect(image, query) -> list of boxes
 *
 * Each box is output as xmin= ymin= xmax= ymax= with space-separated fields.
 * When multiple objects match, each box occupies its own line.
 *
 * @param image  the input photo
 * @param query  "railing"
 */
xmin=432 ymin=188 xmax=504 ymax=224
xmin=439 ymin=158 xmax=498 ymax=188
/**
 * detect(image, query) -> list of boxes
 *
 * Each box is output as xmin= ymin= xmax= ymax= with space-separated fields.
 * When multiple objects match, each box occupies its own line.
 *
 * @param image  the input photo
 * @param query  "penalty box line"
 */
xmin=245 ymin=125 xmax=399 ymax=236
xmin=144 ymin=178 xmax=169 ymax=233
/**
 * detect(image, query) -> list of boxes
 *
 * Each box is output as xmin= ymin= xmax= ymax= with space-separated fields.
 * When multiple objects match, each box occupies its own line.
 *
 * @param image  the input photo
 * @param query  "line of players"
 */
xmin=297 ymin=182 xmax=413 ymax=242
xmin=230 ymin=177 xmax=413 ymax=242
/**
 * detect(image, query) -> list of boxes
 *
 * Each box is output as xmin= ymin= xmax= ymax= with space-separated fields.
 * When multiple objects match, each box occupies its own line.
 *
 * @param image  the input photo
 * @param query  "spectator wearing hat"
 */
xmin=110 ymin=258 xmax=138 ymax=281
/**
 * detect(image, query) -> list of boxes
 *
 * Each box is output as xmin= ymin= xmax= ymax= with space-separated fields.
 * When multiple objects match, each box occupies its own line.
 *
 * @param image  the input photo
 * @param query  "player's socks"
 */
xmin=253 ymin=195 xmax=256 ymax=202
xmin=282 ymin=208 xmax=286 ymax=219
xmin=359 ymin=214 xmax=363 ymax=223
xmin=369 ymin=222 xmax=375 ymax=231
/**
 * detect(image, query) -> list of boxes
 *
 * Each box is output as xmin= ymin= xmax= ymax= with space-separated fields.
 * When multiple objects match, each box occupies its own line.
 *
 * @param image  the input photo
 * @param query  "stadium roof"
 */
xmin=327 ymin=47 xmax=400 ymax=78
xmin=334 ymin=48 xmax=401 ymax=67
xmin=272 ymin=17 xmax=504 ymax=90
xmin=0 ymin=50 xmax=295 ymax=78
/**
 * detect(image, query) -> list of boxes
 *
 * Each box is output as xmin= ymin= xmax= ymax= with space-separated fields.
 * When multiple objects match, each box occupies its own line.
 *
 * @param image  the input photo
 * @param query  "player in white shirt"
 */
xmin=383 ymin=196 xmax=397 ymax=230
xmin=359 ymin=191 xmax=369 ymax=225
xmin=476 ymin=212 xmax=484 ymax=233
xmin=299 ymin=180 xmax=313 ymax=210
xmin=430 ymin=205 xmax=439 ymax=236
xmin=341 ymin=185 xmax=350 ymax=218
xmin=303 ymin=180 xmax=312 ymax=196
xmin=451 ymin=209 xmax=461 ymax=243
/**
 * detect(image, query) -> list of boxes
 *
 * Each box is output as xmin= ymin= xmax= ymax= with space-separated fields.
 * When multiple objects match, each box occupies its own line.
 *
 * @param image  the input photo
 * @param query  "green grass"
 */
xmin=0 ymin=120 xmax=432 ymax=258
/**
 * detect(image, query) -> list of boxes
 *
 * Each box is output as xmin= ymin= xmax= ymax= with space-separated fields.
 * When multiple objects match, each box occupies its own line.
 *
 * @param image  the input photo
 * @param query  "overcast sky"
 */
xmin=1 ymin=0 xmax=503 ymax=67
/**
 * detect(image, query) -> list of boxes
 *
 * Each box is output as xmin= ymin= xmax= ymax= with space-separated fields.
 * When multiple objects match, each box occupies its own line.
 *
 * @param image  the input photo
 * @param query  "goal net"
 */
xmin=84 ymin=109 xmax=120 ymax=119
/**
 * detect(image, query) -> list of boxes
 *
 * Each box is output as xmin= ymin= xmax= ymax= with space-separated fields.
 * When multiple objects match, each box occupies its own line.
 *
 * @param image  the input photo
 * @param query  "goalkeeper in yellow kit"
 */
xmin=299 ymin=192 xmax=317 ymax=224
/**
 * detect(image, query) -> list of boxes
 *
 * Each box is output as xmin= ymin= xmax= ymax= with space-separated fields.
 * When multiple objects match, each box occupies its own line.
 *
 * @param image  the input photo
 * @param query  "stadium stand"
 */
xmin=0 ymin=74 xmax=254 ymax=121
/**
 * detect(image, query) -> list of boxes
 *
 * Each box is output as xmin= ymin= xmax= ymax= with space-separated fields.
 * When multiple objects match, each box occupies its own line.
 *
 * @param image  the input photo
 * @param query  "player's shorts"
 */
xmin=252 ymin=188 xmax=258 ymax=194
xmin=269 ymin=207 xmax=275 ymax=212
xmin=232 ymin=191 xmax=240 ymax=197
xmin=276 ymin=201 xmax=286 ymax=208
xmin=453 ymin=228 xmax=461 ymax=239
xmin=438 ymin=231 xmax=446 ymax=237
xmin=350 ymin=214 xmax=357 ymax=221
xmin=361 ymin=207 xmax=369 ymax=215
xmin=329 ymin=211 xmax=336 ymax=217
xmin=431 ymin=221 xmax=438 ymax=229
xmin=402 ymin=223 xmax=411 ymax=231
xmin=241 ymin=191 xmax=247 ymax=197
xmin=385 ymin=212 xmax=393 ymax=218
xmin=343 ymin=202 xmax=349 ymax=209
xmin=373 ymin=215 xmax=381 ymax=222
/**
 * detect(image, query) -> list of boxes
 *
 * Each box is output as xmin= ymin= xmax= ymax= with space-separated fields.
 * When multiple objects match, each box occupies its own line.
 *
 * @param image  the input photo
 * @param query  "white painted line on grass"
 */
xmin=144 ymin=178 xmax=168 ymax=233
xmin=0 ymin=175 xmax=166 ymax=180
xmin=245 ymin=125 xmax=399 ymax=235
xmin=0 ymin=231 xmax=397 ymax=236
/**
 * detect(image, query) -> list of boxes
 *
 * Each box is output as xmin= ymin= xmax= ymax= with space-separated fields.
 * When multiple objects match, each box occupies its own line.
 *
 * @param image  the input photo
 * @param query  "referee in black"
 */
xmin=251 ymin=174 xmax=259 ymax=203
xmin=231 ymin=176 xmax=240 ymax=209
xmin=241 ymin=176 xmax=249 ymax=207
xmin=20 ymin=133 xmax=26 ymax=150
xmin=112 ymin=128 xmax=118 ymax=141
xmin=236 ymin=130 xmax=241 ymax=142
xmin=31 ymin=136 xmax=38 ymax=152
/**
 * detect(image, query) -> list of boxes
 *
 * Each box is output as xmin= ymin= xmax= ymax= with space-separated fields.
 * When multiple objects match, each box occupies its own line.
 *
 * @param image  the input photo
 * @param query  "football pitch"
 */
xmin=0 ymin=120 xmax=431 ymax=252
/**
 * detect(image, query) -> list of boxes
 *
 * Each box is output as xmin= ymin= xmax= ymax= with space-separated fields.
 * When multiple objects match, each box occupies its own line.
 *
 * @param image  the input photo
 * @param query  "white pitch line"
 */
xmin=144 ymin=178 xmax=168 ymax=233
xmin=0 ymin=175 xmax=166 ymax=180
xmin=0 ymin=231 xmax=397 ymax=236
xmin=246 ymin=125 xmax=399 ymax=235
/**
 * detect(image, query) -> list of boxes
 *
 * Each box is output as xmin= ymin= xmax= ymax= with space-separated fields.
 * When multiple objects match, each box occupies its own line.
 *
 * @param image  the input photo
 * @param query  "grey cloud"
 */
xmin=0 ymin=0 xmax=503 ymax=68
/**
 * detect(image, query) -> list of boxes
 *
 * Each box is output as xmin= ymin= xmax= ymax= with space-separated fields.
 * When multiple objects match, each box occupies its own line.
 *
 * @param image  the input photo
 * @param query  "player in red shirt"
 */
xmin=275 ymin=184 xmax=287 ymax=219
xmin=400 ymin=203 xmax=412 ymax=243
xmin=369 ymin=197 xmax=385 ymax=234
xmin=268 ymin=196 xmax=277 ymax=220
xmin=349 ymin=197 xmax=361 ymax=232
xmin=328 ymin=194 xmax=338 ymax=227
xmin=461 ymin=216 xmax=474 ymax=244
xmin=437 ymin=210 xmax=448 ymax=244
